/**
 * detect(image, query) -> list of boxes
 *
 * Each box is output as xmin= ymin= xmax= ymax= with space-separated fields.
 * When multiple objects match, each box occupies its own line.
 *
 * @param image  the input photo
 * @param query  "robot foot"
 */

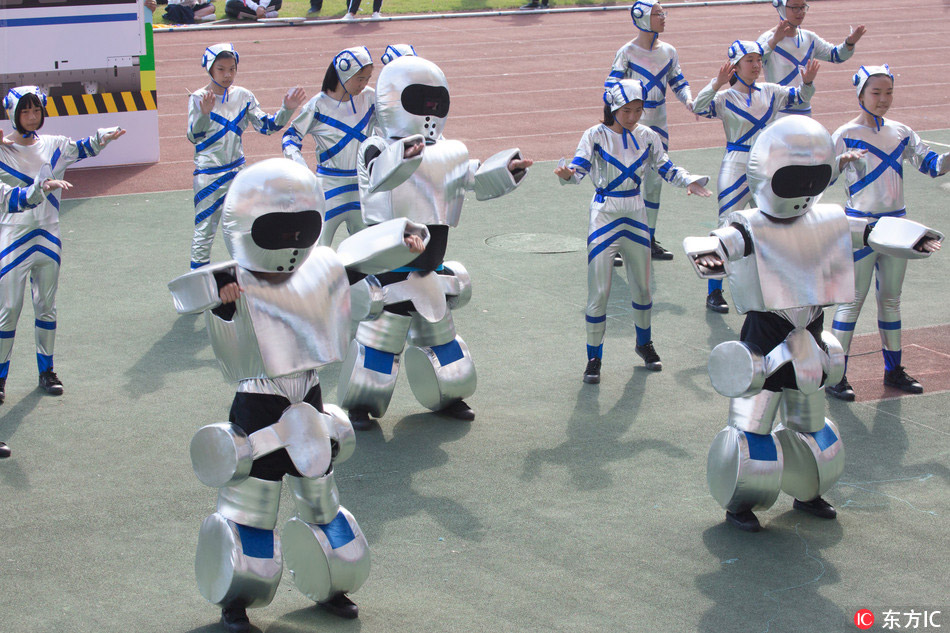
xmin=706 ymin=290 xmax=729 ymax=314
xmin=793 ymin=496 xmax=837 ymax=519
xmin=0 ymin=441 xmax=10 ymax=459
xmin=583 ymin=358 xmax=601 ymax=384
xmin=220 ymin=605 xmax=251 ymax=633
xmin=438 ymin=399 xmax=475 ymax=421
xmin=318 ymin=592 xmax=359 ymax=619
xmin=348 ymin=407 xmax=376 ymax=432
xmin=635 ymin=342 xmax=662 ymax=371
xmin=826 ymin=375 xmax=855 ymax=401
xmin=884 ymin=366 xmax=923 ymax=394
xmin=725 ymin=509 xmax=761 ymax=532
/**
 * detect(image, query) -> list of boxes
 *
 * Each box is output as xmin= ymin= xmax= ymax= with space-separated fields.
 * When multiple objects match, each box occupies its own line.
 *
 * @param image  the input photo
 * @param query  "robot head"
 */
xmin=604 ymin=79 xmax=645 ymax=112
xmin=375 ymin=56 xmax=449 ymax=142
xmin=747 ymin=115 xmax=834 ymax=219
xmin=771 ymin=0 xmax=788 ymax=20
xmin=4 ymin=86 xmax=47 ymax=135
xmin=381 ymin=44 xmax=417 ymax=65
xmin=221 ymin=158 xmax=326 ymax=273
xmin=201 ymin=43 xmax=239 ymax=74
xmin=630 ymin=0 xmax=659 ymax=33
xmin=727 ymin=40 xmax=765 ymax=67
xmin=853 ymin=64 xmax=893 ymax=100
xmin=333 ymin=46 xmax=373 ymax=87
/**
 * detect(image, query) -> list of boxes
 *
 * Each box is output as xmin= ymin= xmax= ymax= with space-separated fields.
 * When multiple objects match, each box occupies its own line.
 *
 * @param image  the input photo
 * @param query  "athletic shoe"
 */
xmin=883 ymin=365 xmax=923 ymax=394
xmin=439 ymin=400 xmax=475 ymax=421
xmin=635 ymin=341 xmax=662 ymax=371
xmin=826 ymin=375 xmax=855 ymax=401
xmin=651 ymin=238 xmax=674 ymax=260
xmin=221 ymin=606 xmax=250 ymax=633
xmin=583 ymin=358 xmax=601 ymax=384
xmin=264 ymin=10 xmax=278 ymax=17
xmin=371 ymin=11 xmax=382 ymax=18
xmin=38 ymin=370 xmax=64 ymax=396
xmin=199 ymin=13 xmax=217 ymax=21
xmin=0 ymin=441 xmax=10 ymax=459
xmin=706 ymin=289 xmax=729 ymax=314
xmin=725 ymin=509 xmax=761 ymax=532
xmin=348 ymin=407 xmax=374 ymax=431
xmin=341 ymin=12 xmax=357 ymax=20
xmin=319 ymin=593 xmax=359 ymax=619
xmin=793 ymin=496 xmax=837 ymax=519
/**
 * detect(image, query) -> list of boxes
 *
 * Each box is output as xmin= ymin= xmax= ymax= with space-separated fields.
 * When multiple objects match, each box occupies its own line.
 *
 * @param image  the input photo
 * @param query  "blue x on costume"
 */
xmin=0 ymin=86 xmax=119 ymax=389
xmin=829 ymin=66 xmax=949 ymax=387
xmin=605 ymin=0 xmax=692 ymax=246
xmin=188 ymin=43 xmax=295 ymax=269
xmin=283 ymin=47 xmax=376 ymax=247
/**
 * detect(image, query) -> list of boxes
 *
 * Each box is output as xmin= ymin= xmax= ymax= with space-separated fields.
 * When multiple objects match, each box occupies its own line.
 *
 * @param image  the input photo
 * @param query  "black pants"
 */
xmin=740 ymin=311 xmax=826 ymax=392
xmin=348 ymin=0 xmax=382 ymax=13
xmin=225 ymin=0 xmax=282 ymax=18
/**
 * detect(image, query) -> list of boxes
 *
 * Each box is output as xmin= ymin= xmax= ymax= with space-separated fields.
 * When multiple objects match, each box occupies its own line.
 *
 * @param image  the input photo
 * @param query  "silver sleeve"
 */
xmin=365 ymin=135 xmax=425 ymax=194
xmin=168 ymin=261 xmax=236 ymax=314
xmin=336 ymin=218 xmax=430 ymax=274
xmin=473 ymin=148 xmax=526 ymax=201
xmin=867 ymin=217 xmax=944 ymax=260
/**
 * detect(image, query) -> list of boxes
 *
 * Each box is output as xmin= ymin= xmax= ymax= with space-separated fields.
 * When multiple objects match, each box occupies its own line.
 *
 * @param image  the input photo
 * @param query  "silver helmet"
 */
xmin=333 ymin=46 xmax=373 ymax=86
xmin=853 ymin=64 xmax=893 ymax=99
xmin=380 ymin=44 xmax=416 ymax=65
xmin=3 ymin=86 xmax=47 ymax=132
xmin=201 ymin=43 xmax=239 ymax=74
xmin=222 ymin=158 xmax=326 ymax=273
xmin=604 ymin=79 xmax=645 ymax=111
xmin=375 ymin=56 xmax=449 ymax=141
xmin=747 ymin=115 xmax=834 ymax=220
xmin=771 ymin=0 xmax=788 ymax=21
xmin=630 ymin=0 xmax=658 ymax=33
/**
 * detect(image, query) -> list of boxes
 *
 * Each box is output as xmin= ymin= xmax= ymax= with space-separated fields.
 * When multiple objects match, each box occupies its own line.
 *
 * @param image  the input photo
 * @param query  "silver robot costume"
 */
xmin=0 ymin=86 xmax=119 ymax=387
xmin=188 ymin=43 xmax=296 ymax=269
xmin=605 ymin=0 xmax=693 ymax=245
xmin=829 ymin=65 xmax=948 ymax=390
xmin=169 ymin=158 xmax=429 ymax=623
xmin=683 ymin=115 xmax=941 ymax=531
xmin=337 ymin=55 xmax=527 ymax=422
xmin=757 ymin=0 xmax=855 ymax=116
xmin=283 ymin=46 xmax=375 ymax=247
xmin=563 ymin=80 xmax=707 ymax=370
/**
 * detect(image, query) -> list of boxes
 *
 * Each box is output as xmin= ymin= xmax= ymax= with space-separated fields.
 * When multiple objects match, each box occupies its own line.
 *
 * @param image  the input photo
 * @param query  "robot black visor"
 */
xmin=251 ymin=211 xmax=322 ymax=250
xmin=770 ymin=164 xmax=831 ymax=198
xmin=401 ymin=84 xmax=450 ymax=118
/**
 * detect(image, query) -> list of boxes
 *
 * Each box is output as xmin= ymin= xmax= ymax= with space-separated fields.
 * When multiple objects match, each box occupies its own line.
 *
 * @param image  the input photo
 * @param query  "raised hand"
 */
xmin=199 ymin=90 xmax=216 ymax=115
xmin=283 ymin=86 xmax=307 ymax=110
xmin=800 ymin=59 xmax=820 ymax=84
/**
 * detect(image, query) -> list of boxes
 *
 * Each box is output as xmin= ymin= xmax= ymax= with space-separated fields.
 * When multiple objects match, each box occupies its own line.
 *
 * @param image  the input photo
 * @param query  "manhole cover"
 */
xmin=485 ymin=232 xmax=585 ymax=254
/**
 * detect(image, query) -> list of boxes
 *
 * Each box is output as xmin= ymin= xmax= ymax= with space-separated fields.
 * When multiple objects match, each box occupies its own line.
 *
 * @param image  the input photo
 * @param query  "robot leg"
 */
xmin=337 ymin=311 xmax=412 ymax=418
xmin=830 ymin=249 xmax=877 ymax=355
xmin=775 ymin=389 xmax=845 ymax=502
xmin=585 ymin=235 xmax=614 ymax=359
xmin=404 ymin=310 xmax=477 ymax=411
xmin=318 ymin=177 xmax=365 ymax=247
xmin=282 ymin=472 xmax=371 ymax=603
xmin=29 ymin=254 xmax=60 ymax=374
xmin=195 ymin=477 xmax=283 ymax=608
xmin=191 ymin=170 xmax=236 ymax=268
xmin=875 ymin=254 xmax=908 ymax=367
xmin=707 ymin=390 xmax=784 ymax=513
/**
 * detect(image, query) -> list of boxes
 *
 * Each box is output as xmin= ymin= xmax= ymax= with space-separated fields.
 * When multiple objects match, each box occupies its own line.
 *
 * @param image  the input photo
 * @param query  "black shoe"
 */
xmin=635 ymin=341 xmax=662 ymax=371
xmin=220 ymin=606 xmax=250 ymax=633
xmin=826 ymin=375 xmax=855 ymax=401
xmin=38 ymin=370 xmax=64 ymax=396
xmin=307 ymin=0 xmax=322 ymax=13
xmin=651 ymin=238 xmax=674 ymax=261
xmin=520 ymin=2 xmax=541 ymax=8
xmin=706 ymin=289 xmax=729 ymax=314
xmin=0 ymin=441 xmax=10 ymax=459
xmin=613 ymin=253 xmax=623 ymax=267
xmin=439 ymin=399 xmax=475 ymax=421
xmin=793 ymin=496 xmax=837 ymax=519
xmin=348 ymin=407 xmax=374 ymax=431
xmin=883 ymin=365 xmax=923 ymax=394
xmin=319 ymin=592 xmax=359 ymax=619
xmin=725 ymin=509 xmax=761 ymax=532
xmin=583 ymin=358 xmax=601 ymax=384
xmin=0 ymin=377 xmax=5 ymax=404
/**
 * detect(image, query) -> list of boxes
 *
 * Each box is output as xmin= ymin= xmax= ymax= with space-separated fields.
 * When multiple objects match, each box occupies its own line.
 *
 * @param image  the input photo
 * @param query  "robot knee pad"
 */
xmin=820 ymin=331 xmax=845 ymax=387
xmin=775 ymin=419 xmax=844 ymax=501
xmin=780 ymin=388 xmax=827 ymax=433
xmin=708 ymin=341 xmax=766 ymax=398
xmin=729 ymin=390 xmax=783 ymax=435
xmin=338 ymin=312 xmax=411 ymax=417
xmin=442 ymin=261 xmax=472 ymax=310
xmin=707 ymin=426 xmax=783 ymax=513
xmin=282 ymin=507 xmax=371 ymax=603
xmin=405 ymin=313 xmax=476 ymax=411
xmin=288 ymin=472 xmax=341 ymax=526
xmin=323 ymin=404 xmax=356 ymax=464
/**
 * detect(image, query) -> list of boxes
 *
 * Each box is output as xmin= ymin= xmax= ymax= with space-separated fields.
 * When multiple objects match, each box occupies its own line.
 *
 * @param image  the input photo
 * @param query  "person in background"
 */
xmin=521 ymin=0 xmax=550 ymax=9
xmin=164 ymin=0 xmax=217 ymax=23
xmin=342 ymin=0 xmax=382 ymax=20
xmin=225 ymin=0 xmax=280 ymax=19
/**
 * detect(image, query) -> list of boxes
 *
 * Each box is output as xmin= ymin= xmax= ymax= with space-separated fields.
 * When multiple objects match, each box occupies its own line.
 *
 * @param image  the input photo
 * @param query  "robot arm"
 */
xmin=472 ymin=148 xmax=527 ymax=201
xmin=361 ymin=135 xmax=425 ymax=194
xmin=336 ymin=218 xmax=430 ymax=275
xmin=168 ymin=261 xmax=237 ymax=314
xmin=683 ymin=224 xmax=749 ymax=279
xmin=867 ymin=217 xmax=944 ymax=260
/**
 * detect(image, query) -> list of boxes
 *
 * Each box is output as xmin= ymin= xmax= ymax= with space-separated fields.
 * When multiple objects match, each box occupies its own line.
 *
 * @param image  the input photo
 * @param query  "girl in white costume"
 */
xmin=283 ymin=47 xmax=375 ymax=247
xmin=187 ymin=43 xmax=305 ymax=269
xmin=691 ymin=40 xmax=817 ymax=313
xmin=0 ymin=87 xmax=123 ymax=401
xmin=556 ymin=80 xmax=710 ymax=384
xmin=827 ymin=65 xmax=946 ymax=401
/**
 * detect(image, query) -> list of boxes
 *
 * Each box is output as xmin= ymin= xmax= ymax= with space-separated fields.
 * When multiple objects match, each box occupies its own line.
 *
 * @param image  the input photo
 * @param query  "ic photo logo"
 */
xmin=855 ymin=609 xmax=874 ymax=630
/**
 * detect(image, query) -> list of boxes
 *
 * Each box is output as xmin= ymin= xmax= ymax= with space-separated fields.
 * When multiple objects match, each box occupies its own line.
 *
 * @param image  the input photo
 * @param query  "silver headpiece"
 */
xmin=201 ymin=43 xmax=239 ymax=73
xmin=381 ymin=44 xmax=416 ymax=65
xmin=3 ymin=86 xmax=47 ymax=127
xmin=375 ymin=56 xmax=449 ymax=141
xmin=771 ymin=0 xmax=788 ymax=20
xmin=727 ymin=40 xmax=765 ymax=66
xmin=853 ymin=64 xmax=893 ymax=99
xmin=333 ymin=46 xmax=373 ymax=85
xmin=630 ymin=0 xmax=658 ymax=33
xmin=604 ymin=79 xmax=645 ymax=112
xmin=221 ymin=158 xmax=326 ymax=273
xmin=747 ymin=115 xmax=834 ymax=220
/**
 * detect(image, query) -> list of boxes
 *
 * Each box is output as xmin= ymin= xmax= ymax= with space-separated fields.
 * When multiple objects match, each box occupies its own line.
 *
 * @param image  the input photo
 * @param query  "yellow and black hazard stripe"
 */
xmin=0 ymin=90 xmax=157 ymax=120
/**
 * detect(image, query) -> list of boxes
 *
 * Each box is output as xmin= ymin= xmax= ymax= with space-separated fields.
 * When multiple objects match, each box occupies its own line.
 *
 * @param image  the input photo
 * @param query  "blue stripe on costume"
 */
xmin=364 ymin=347 xmax=394 ymax=375
xmin=585 ymin=314 xmax=606 ymax=323
xmin=194 ymin=170 xmax=238 ymax=206
xmin=744 ymin=432 xmax=777 ymax=462
xmin=918 ymin=151 xmax=941 ymax=177
xmin=194 ymin=157 xmax=245 ymax=176
xmin=325 ymin=201 xmax=360 ymax=221
xmin=588 ymin=230 xmax=650 ymax=262
xmin=588 ymin=217 xmax=650 ymax=244
xmin=0 ymin=245 xmax=61 ymax=281
xmin=831 ymin=320 xmax=856 ymax=332
xmin=320 ymin=511 xmax=357 ymax=549
xmin=878 ymin=320 xmax=901 ymax=331
xmin=236 ymin=524 xmax=275 ymax=559
xmin=195 ymin=195 xmax=226 ymax=225
xmin=324 ymin=183 xmax=359 ymax=200
xmin=37 ymin=353 xmax=53 ymax=374
xmin=34 ymin=320 xmax=56 ymax=331
xmin=431 ymin=340 xmax=464 ymax=366
xmin=811 ymin=424 xmax=838 ymax=452
xmin=587 ymin=344 xmax=603 ymax=360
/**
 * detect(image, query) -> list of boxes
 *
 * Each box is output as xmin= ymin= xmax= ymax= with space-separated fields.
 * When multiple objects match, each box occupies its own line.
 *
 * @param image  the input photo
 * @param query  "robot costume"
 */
xmin=691 ymin=41 xmax=813 ymax=303
xmin=169 ymin=158 xmax=429 ymax=626
xmin=828 ymin=65 xmax=948 ymax=397
xmin=336 ymin=55 xmax=528 ymax=422
xmin=605 ymin=0 xmax=693 ymax=250
xmin=757 ymin=0 xmax=855 ymax=116
xmin=0 ymin=86 xmax=120 ymax=391
xmin=683 ymin=115 xmax=942 ymax=531
xmin=188 ymin=43 xmax=296 ymax=270
xmin=380 ymin=44 xmax=416 ymax=65
xmin=562 ymin=80 xmax=708 ymax=377
xmin=283 ymin=47 xmax=376 ymax=247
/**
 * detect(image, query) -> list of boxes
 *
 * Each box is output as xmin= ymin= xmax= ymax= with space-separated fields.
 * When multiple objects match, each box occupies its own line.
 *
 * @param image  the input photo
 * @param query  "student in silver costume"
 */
xmin=827 ymin=65 xmax=947 ymax=401
xmin=758 ymin=0 xmax=865 ymax=117
xmin=555 ymin=80 xmax=710 ymax=384
xmin=0 ymin=87 xmax=124 ymax=402
xmin=605 ymin=0 xmax=693 ymax=262
xmin=187 ymin=43 xmax=305 ymax=270
xmin=283 ymin=46 xmax=376 ymax=247
xmin=691 ymin=40 xmax=817 ymax=314
xmin=169 ymin=158 xmax=427 ymax=633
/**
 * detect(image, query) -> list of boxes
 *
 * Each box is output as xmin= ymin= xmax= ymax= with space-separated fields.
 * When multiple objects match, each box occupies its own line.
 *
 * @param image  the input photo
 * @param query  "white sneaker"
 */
xmin=264 ymin=10 xmax=278 ymax=17
xmin=341 ymin=12 xmax=357 ymax=20
xmin=200 ymin=13 xmax=217 ymax=21
xmin=371 ymin=11 xmax=382 ymax=18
